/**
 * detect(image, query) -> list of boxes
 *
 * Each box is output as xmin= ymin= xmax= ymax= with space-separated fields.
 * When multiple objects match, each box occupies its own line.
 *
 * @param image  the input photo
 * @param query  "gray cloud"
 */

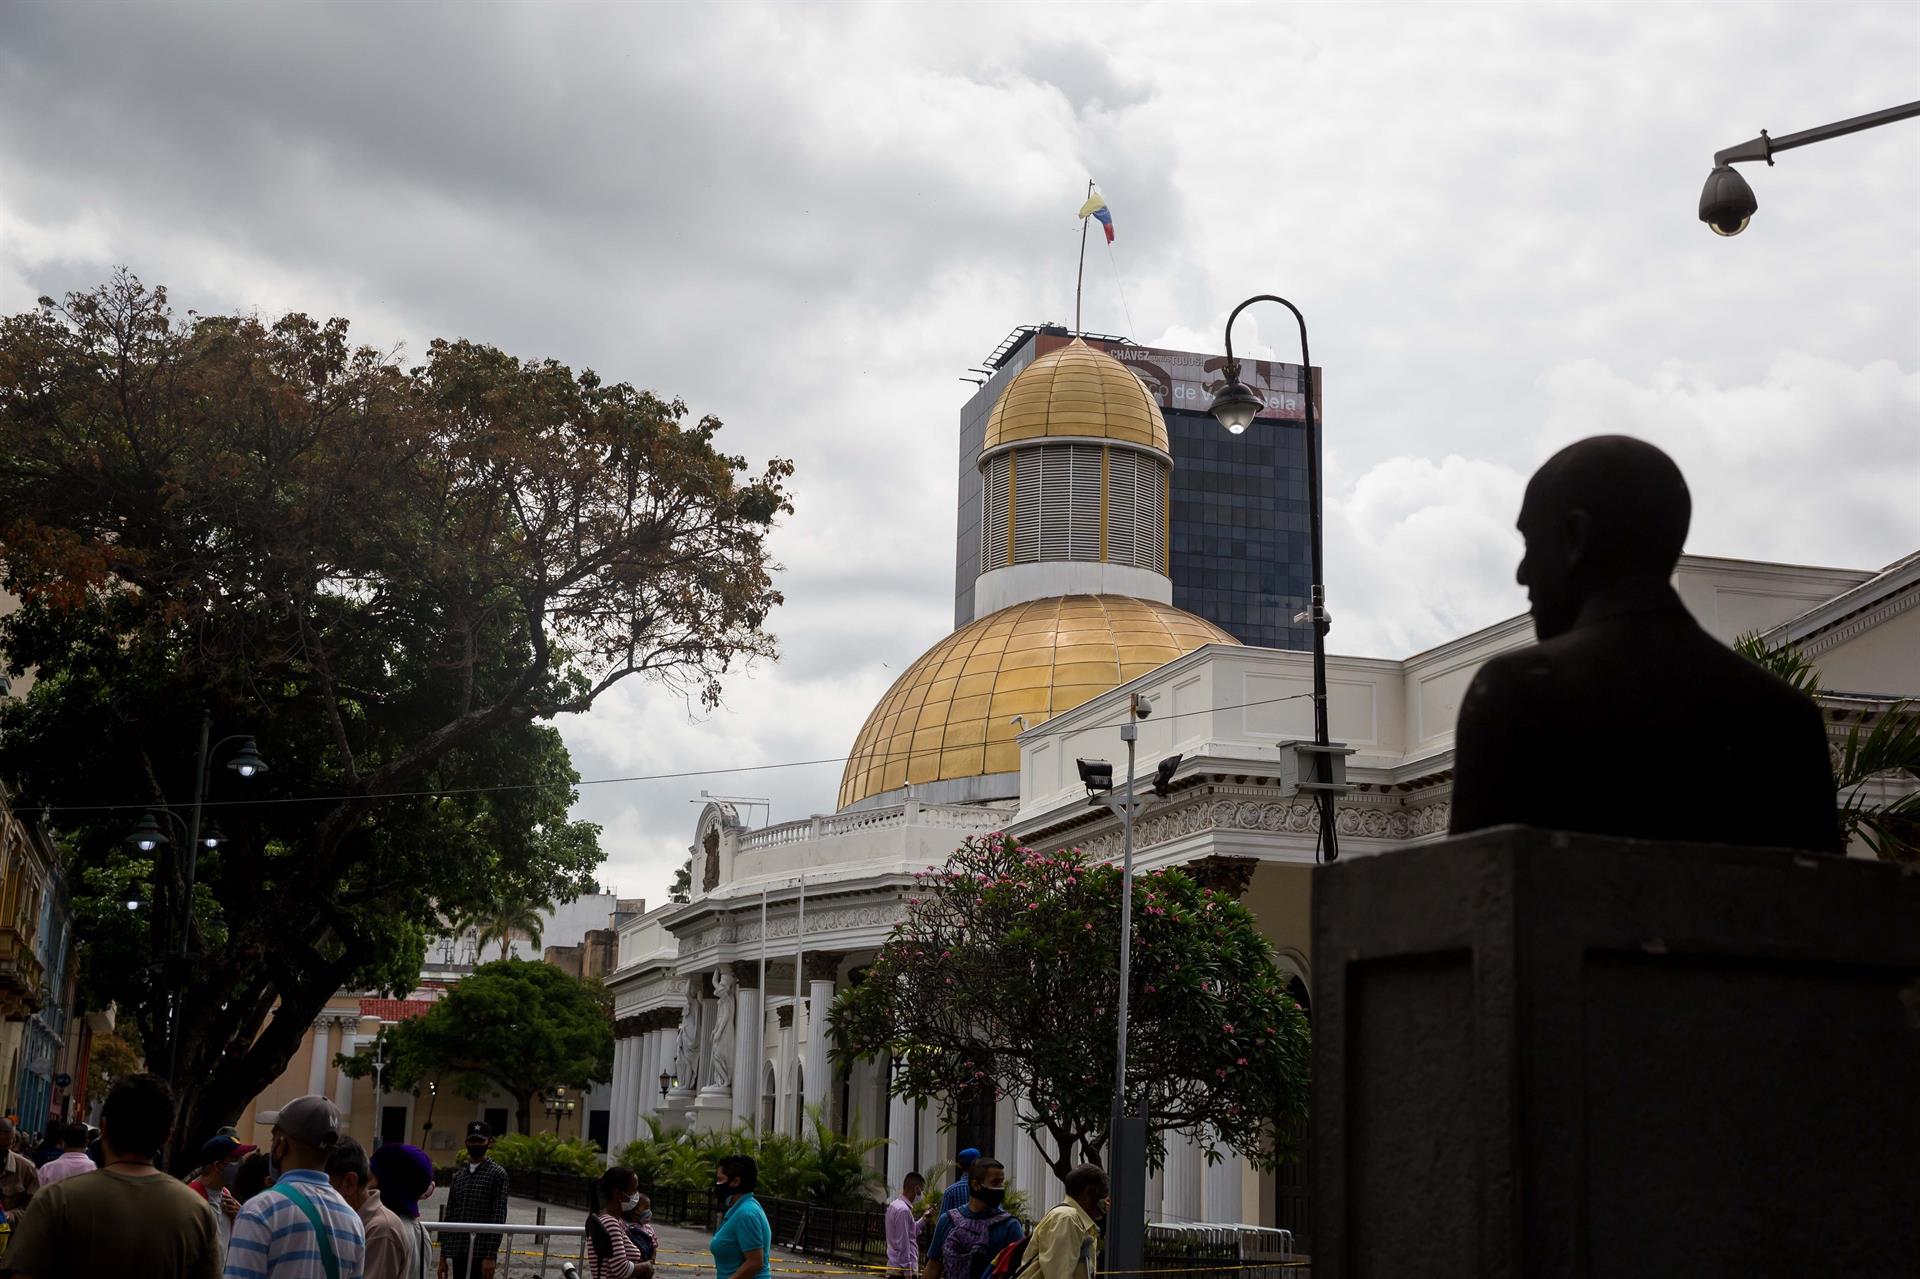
xmin=3 ymin=1 xmax=1915 ymax=903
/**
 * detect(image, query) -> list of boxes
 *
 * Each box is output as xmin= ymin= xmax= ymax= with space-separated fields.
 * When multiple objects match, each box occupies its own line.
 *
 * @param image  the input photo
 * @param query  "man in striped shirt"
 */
xmin=224 ymin=1095 xmax=366 ymax=1279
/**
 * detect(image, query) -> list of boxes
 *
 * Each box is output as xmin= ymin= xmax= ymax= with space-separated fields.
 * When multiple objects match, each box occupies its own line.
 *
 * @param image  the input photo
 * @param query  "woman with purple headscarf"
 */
xmin=369 ymin=1142 xmax=437 ymax=1279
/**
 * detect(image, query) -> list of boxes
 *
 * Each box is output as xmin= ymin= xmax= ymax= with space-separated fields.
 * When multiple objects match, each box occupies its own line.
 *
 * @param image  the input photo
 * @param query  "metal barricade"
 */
xmin=424 ymin=1220 xmax=588 ymax=1279
xmin=1144 ymin=1221 xmax=1298 ymax=1277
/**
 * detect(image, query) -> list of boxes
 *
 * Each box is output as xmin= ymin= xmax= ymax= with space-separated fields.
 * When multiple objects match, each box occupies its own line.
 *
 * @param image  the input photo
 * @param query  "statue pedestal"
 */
xmin=1311 ymin=826 xmax=1919 ymax=1278
xmin=659 ymin=1091 xmax=698 ymax=1133
xmin=692 ymin=1087 xmax=735 ymax=1133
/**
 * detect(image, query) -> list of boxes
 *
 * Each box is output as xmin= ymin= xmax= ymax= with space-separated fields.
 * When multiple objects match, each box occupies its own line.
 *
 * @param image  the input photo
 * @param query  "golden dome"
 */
xmin=981 ymin=339 xmax=1169 ymax=457
xmin=837 ymin=595 xmax=1237 ymax=810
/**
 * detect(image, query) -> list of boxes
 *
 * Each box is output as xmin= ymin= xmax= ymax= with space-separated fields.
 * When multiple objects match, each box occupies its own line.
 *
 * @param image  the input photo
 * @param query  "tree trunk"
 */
xmin=514 ymin=1088 xmax=536 ymax=1137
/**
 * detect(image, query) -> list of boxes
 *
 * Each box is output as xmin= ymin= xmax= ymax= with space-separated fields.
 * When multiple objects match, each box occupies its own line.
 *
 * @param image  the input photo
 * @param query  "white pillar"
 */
xmin=306 ymin=1018 xmax=332 ymax=1097
xmin=886 ymin=1086 xmax=918 ymax=1188
xmin=731 ymin=975 xmax=762 ymax=1128
xmin=1202 ymin=1136 xmax=1242 ymax=1225
xmin=803 ymin=976 xmax=834 ymax=1115
xmin=610 ymin=1037 xmax=633 ymax=1150
xmin=1163 ymin=1128 xmax=1202 ymax=1223
xmin=634 ymin=1031 xmax=654 ymax=1126
xmin=336 ymin=1029 xmax=359 ymax=1117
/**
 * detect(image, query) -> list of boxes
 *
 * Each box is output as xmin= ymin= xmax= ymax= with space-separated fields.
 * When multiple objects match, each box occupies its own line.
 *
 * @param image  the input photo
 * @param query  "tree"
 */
xmin=830 ymin=834 xmax=1310 ymax=1184
xmin=457 ymin=895 xmax=548 ymax=960
xmin=85 ymin=1029 xmax=145 ymax=1106
xmin=669 ymin=856 xmax=693 ymax=904
xmin=0 ymin=275 xmax=791 ymax=1166
xmin=348 ymin=958 xmax=613 ymax=1137
xmin=1735 ymin=632 xmax=1919 ymax=862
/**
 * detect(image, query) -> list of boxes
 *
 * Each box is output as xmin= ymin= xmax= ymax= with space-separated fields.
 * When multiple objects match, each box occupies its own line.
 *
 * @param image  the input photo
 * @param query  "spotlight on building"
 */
xmin=1077 ymin=758 xmax=1114 ymax=795
xmin=1150 ymin=754 xmax=1183 ymax=799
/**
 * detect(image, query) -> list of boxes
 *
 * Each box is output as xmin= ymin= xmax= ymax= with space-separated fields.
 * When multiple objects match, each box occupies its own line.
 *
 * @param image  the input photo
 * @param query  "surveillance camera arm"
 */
xmin=1714 ymin=100 xmax=1920 ymax=168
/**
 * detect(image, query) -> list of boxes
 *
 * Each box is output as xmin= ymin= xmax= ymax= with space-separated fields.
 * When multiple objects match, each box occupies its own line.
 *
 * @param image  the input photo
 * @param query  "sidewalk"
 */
xmin=463 ymin=1194 xmax=875 ymax=1279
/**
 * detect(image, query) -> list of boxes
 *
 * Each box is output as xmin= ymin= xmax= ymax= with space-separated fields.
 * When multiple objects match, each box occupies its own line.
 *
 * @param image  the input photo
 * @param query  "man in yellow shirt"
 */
xmin=1015 ymin=1166 xmax=1108 ymax=1279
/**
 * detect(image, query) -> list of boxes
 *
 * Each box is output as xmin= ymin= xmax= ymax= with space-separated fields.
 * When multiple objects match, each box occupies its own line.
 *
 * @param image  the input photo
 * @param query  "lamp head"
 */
xmin=1208 ymin=364 xmax=1263 ymax=435
xmin=1076 ymin=758 xmax=1114 ymax=794
xmin=1150 ymin=754 xmax=1183 ymax=799
xmin=200 ymin=820 xmax=226 ymax=850
xmin=126 ymin=811 xmax=169 ymax=852
xmin=1699 ymin=164 xmax=1757 ymax=236
xmin=227 ymin=738 xmax=268 ymax=778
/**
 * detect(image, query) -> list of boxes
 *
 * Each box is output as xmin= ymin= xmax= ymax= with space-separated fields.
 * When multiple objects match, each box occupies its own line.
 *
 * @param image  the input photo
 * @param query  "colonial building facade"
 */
xmin=603 ymin=338 xmax=1920 ymax=1229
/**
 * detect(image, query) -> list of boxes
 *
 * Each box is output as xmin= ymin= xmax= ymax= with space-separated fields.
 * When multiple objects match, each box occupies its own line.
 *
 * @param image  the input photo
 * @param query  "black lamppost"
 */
xmin=543 ymin=1086 xmax=577 ymax=1134
xmin=1700 ymin=100 xmax=1920 ymax=235
xmin=1210 ymin=296 xmax=1339 ymax=862
xmin=125 ymin=718 xmax=268 ymax=1080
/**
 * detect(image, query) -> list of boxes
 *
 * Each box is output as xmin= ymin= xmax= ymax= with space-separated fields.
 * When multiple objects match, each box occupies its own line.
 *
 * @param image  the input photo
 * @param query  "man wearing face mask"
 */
xmin=224 ymin=1094 xmax=367 ymax=1279
xmin=708 ymin=1155 xmax=771 ymax=1279
xmin=438 ymin=1122 xmax=508 ymax=1279
xmin=1014 ymin=1165 xmax=1107 ymax=1279
xmin=186 ymin=1134 xmax=256 ymax=1263
xmin=922 ymin=1158 xmax=1021 ymax=1279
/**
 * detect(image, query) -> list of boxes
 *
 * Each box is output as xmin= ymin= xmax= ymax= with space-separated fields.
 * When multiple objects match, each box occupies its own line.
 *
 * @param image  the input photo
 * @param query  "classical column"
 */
xmin=306 ymin=1017 xmax=333 ymax=1097
xmin=886 ymin=1083 xmax=918 ymax=1187
xmin=610 ymin=1033 xmax=634 ymax=1150
xmin=1202 ymin=1134 xmax=1243 ymax=1225
xmin=730 ymin=963 xmax=763 ymax=1128
xmin=801 ymin=953 xmax=838 ymax=1116
xmin=634 ymin=1026 xmax=654 ymax=1126
xmin=1162 ymin=1127 xmax=1202 ymax=1223
xmin=336 ymin=1027 xmax=359 ymax=1117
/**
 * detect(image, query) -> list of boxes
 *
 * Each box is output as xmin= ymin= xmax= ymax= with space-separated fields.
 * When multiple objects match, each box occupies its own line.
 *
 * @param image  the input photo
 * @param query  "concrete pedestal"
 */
xmin=1311 ymin=826 xmax=1919 ymax=1279
xmin=692 ymin=1089 xmax=734 ymax=1133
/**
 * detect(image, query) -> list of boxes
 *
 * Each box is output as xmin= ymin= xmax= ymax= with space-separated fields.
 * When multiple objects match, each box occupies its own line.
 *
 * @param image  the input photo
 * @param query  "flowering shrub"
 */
xmin=829 ymin=834 xmax=1309 ymax=1182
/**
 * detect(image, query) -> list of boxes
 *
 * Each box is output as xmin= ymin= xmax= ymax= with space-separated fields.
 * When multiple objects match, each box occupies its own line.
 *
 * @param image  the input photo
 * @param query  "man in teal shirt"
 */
xmin=710 ymin=1155 xmax=772 ymax=1279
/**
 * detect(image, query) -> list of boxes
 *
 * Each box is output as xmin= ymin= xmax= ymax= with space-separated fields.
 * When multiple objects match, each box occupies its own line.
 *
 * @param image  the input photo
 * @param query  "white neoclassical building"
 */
xmin=603 ymin=337 xmax=1920 ymax=1236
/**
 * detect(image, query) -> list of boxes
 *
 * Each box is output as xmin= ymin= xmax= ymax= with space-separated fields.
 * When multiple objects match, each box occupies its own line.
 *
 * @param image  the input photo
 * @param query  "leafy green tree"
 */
xmin=669 ymin=856 xmax=693 ymax=904
xmin=85 ymin=1029 xmax=145 ymax=1104
xmin=350 ymin=959 xmax=613 ymax=1136
xmin=832 ymin=834 xmax=1310 ymax=1184
xmin=457 ymin=895 xmax=549 ymax=959
xmin=0 ymin=274 xmax=790 ymax=1166
xmin=1736 ymin=632 xmax=1920 ymax=862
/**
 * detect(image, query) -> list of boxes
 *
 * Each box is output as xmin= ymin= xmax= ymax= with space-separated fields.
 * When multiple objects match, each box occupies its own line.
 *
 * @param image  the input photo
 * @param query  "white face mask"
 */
xmin=622 ymin=1193 xmax=641 ymax=1212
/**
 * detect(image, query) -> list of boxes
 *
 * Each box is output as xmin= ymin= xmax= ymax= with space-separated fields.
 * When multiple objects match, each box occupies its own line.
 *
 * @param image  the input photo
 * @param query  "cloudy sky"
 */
xmin=3 ymin=1 xmax=1916 ymax=906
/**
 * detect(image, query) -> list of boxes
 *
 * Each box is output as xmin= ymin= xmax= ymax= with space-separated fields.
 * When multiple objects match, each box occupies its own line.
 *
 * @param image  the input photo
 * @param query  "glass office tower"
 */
xmin=956 ymin=325 xmax=1315 ymax=650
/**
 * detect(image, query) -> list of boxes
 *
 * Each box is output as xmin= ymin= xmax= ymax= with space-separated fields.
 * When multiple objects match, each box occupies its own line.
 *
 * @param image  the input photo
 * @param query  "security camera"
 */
xmin=1130 ymin=693 xmax=1153 ymax=719
xmin=1699 ymin=164 xmax=1757 ymax=236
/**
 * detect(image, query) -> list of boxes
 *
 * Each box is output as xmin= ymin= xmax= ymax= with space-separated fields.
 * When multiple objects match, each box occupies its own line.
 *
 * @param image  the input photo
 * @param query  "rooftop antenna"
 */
xmin=694 ymin=789 xmax=772 ymax=826
xmin=1075 ymin=178 xmax=1093 ymax=333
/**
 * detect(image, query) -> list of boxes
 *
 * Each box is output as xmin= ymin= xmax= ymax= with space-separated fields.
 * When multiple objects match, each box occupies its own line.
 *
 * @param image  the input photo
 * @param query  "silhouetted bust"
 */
xmin=1450 ymin=436 xmax=1841 ymax=852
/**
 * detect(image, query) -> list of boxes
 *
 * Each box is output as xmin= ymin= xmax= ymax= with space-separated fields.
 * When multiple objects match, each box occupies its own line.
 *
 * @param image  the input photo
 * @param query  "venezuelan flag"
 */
xmin=1078 ymin=188 xmax=1114 ymax=243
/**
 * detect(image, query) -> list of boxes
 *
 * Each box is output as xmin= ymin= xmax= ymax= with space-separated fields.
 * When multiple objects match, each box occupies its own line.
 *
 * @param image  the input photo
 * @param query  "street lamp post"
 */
xmin=1700 ymin=99 xmax=1920 ymax=235
xmin=1209 ymin=295 xmax=1339 ymax=862
xmin=1078 ymin=695 xmax=1181 ymax=1279
xmin=126 ymin=717 xmax=268 ymax=1083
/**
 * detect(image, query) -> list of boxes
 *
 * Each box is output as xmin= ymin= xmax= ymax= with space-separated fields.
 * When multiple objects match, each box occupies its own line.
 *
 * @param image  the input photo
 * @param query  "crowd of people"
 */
xmin=0 ymin=1073 xmax=1109 ymax=1279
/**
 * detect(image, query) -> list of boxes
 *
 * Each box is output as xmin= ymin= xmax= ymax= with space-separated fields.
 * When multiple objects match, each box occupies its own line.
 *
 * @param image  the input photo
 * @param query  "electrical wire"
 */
xmin=34 ymin=689 xmax=1322 ymax=816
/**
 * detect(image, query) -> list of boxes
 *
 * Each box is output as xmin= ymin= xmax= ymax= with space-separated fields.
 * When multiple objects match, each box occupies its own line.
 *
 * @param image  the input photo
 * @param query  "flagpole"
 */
xmin=1075 ymin=178 xmax=1093 ymax=333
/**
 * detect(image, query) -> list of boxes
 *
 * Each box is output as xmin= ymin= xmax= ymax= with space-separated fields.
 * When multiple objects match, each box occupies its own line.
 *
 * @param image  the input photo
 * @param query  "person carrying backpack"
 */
xmin=920 ymin=1158 xmax=1022 ymax=1279
xmin=1010 ymin=1165 xmax=1107 ymax=1279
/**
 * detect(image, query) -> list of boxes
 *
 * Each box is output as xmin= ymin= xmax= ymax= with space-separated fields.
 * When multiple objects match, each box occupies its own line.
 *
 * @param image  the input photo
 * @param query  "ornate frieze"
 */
xmin=1073 ymin=793 xmax=1454 ymax=858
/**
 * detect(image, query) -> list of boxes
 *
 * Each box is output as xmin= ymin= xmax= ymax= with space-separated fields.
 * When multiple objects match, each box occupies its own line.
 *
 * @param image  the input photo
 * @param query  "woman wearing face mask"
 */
xmin=586 ymin=1166 xmax=648 ymax=1279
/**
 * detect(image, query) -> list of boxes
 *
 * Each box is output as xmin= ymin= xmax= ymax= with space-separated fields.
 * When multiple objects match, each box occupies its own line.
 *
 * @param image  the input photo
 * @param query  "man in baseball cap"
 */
xmin=440 ymin=1120 xmax=509 ymax=1278
xmin=227 ymin=1095 xmax=366 ymax=1278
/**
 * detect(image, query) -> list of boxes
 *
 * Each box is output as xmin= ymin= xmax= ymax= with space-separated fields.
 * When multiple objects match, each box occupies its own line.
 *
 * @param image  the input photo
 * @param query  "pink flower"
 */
xmin=1215 ymin=1068 xmax=1228 ymax=1079
xmin=1027 ymin=903 xmax=1040 ymax=911
xmin=1222 ymin=1023 xmax=1235 ymax=1033
xmin=1236 ymin=1057 xmax=1248 ymax=1066
xmin=1144 ymin=983 xmax=1157 ymax=993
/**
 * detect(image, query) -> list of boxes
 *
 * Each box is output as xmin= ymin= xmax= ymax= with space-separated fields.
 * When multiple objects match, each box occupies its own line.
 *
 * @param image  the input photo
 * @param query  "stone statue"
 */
xmin=671 ymin=982 xmax=701 ymax=1090
xmin=707 ymin=970 xmax=737 ymax=1090
xmin=1450 ymin=436 xmax=1840 ymax=852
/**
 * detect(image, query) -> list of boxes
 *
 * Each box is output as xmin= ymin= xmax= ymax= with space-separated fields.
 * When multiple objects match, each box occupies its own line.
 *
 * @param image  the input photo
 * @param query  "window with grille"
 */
xmin=981 ymin=452 xmax=1012 ymax=571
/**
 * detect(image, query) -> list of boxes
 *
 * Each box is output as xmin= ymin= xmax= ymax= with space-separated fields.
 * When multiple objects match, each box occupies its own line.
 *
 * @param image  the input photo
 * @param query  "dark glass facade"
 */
xmin=1167 ymin=407 xmax=1311 ymax=650
xmin=955 ymin=329 xmax=1314 ymax=651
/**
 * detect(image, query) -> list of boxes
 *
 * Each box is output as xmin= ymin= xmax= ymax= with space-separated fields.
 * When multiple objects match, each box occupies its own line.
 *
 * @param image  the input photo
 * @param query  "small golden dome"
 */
xmin=981 ymin=339 xmax=1168 ymax=457
xmin=837 ymin=595 xmax=1236 ymax=810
